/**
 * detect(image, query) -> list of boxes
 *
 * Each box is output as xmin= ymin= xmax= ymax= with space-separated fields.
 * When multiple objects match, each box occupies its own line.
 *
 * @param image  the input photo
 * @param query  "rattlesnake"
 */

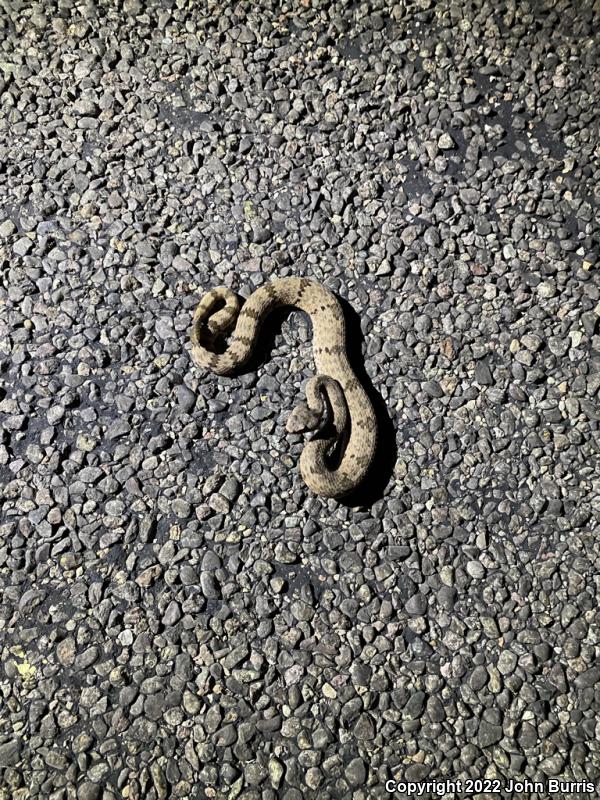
xmin=190 ymin=277 xmax=377 ymax=499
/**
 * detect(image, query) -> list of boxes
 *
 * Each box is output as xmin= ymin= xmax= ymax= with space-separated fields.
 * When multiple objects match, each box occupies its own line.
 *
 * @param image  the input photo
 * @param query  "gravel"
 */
xmin=0 ymin=0 xmax=599 ymax=798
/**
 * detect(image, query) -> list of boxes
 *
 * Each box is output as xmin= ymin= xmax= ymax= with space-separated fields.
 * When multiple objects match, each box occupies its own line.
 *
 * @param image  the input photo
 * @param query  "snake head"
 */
xmin=286 ymin=403 xmax=326 ymax=436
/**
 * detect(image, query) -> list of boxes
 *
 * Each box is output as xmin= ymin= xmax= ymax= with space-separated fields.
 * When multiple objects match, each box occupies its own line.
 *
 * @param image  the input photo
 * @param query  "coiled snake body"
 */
xmin=190 ymin=278 xmax=376 ymax=499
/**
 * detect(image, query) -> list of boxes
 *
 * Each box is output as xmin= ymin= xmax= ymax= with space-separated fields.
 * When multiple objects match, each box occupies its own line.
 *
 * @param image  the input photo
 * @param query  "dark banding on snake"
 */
xmin=240 ymin=306 xmax=261 ymax=321
xmin=295 ymin=278 xmax=312 ymax=307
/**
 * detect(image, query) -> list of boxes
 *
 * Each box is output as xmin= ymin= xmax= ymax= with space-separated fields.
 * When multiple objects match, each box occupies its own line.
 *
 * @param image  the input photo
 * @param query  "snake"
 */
xmin=190 ymin=277 xmax=377 ymax=499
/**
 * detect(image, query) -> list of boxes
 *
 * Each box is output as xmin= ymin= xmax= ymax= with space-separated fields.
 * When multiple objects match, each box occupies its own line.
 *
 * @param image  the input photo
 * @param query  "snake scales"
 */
xmin=190 ymin=278 xmax=377 ymax=499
